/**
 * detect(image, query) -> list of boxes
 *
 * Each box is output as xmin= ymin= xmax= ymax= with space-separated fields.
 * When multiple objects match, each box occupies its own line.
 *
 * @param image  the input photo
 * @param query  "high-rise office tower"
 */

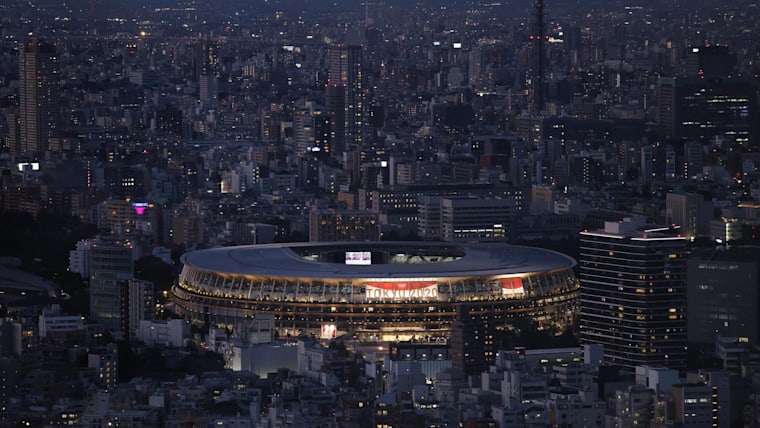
xmin=325 ymin=84 xmax=346 ymax=155
xmin=657 ymin=76 xmax=758 ymax=145
xmin=579 ymin=220 xmax=688 ymax=369
xmin=89 ymin=241 xmax=134 ymax=337
xmin=327 ymin=45 xmax=365 ymax=151
xmin=18 ymin=39 xmax=59 ymax=154
xmin=195 ymin=40 xmax=219 ymax=107
xmin=687 ymin=248 xmax=760 ymax=346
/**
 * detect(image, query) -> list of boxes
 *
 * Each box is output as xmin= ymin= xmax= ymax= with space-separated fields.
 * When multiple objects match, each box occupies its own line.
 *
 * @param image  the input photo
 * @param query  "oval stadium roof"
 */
xmin=181 ymin=242 xmax=576 ymax=279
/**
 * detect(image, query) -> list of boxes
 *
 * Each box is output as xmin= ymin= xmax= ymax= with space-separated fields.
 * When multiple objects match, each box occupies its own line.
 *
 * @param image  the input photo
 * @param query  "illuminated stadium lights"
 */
xmin=171 ymin=242 xmax=579 ymax=341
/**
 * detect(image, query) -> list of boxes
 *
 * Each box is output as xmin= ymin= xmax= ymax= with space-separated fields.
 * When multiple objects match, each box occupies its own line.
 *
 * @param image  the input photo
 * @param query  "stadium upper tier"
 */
xmin=172 ymin=242 xmax=579 ymax=339
xmin=181 ymin=241 xmax=574 ymax=277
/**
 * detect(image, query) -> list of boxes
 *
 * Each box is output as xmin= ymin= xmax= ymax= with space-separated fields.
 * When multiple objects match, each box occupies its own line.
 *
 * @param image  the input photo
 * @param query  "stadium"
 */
xmin=171 ymin=242 xmax=579 ymax=341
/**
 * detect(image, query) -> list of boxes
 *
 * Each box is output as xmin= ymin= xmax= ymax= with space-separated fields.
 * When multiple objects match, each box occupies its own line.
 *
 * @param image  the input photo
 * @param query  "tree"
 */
xmin=134 ymin=255 xmax=180 ymax=299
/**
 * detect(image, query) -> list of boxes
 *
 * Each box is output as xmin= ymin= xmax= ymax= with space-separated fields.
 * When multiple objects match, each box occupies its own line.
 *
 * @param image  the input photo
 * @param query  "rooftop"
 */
xmin=181 ymin=242 xmax=576 ymax=279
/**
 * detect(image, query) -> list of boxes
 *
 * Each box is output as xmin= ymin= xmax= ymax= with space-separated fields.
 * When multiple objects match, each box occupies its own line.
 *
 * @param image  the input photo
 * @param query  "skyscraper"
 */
xmin=327 ymin=45 xmax=365 ymax=151
xmin=579 ymin=220 xmax=688 ymax=369
xmin=18 ymin=39 xmax=59 ymax=154
xmin=532 ymin=0 xmax=546 ymax=114
xmin=325 ymin=84 xmax=346 ymax=155
xmin=687 ymin=248 xmax=760 ymax=346
xmin=657 ymin=76 xmax=758 ymax=145
xmin=89 ymin=241 xmax=134 ymax=337
xmin=195 ymin=40 xmax=219 ymax=107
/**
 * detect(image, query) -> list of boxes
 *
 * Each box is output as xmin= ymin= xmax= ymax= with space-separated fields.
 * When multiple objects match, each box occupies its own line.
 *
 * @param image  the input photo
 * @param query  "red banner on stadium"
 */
xmin=499 ymin=278 xmax=525 ymax=296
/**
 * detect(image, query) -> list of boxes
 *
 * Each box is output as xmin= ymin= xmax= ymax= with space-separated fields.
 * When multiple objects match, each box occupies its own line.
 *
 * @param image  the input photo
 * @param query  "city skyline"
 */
xmin=0 ymin=0 xmax=759 ymax=425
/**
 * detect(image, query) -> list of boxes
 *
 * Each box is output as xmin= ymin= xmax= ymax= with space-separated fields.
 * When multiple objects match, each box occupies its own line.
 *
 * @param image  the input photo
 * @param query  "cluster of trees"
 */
xmin=0 ymin=211 xmax=97 ymax=275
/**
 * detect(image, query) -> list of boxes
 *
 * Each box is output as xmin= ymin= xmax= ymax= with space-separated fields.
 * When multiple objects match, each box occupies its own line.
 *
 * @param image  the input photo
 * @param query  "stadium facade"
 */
xmin=171 ymin=242 xmax=579 ymax=341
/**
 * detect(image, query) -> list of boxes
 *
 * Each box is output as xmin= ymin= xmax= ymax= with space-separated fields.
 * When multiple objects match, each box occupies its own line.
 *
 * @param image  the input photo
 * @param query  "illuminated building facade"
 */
xmin=171 ymin=242 xmax=579 ymax=341
xmin=360 ymin=183 xmax=527 ymax=236
xmin=579 ymin=221 xmax=688 ymax=368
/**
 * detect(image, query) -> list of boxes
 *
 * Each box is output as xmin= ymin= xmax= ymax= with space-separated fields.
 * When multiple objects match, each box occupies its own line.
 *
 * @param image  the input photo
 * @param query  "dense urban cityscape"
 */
xmin=1 ymin=0 xmax=760 ymax=426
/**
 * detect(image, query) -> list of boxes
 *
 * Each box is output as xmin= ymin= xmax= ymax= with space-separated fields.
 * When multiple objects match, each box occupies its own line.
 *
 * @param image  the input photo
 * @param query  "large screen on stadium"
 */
xmin=345 ymin=251 xmax=371 ymax=265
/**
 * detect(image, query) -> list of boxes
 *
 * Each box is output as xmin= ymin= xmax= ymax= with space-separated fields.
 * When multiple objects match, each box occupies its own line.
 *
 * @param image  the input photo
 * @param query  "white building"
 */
xmin=138 ymin=319 xmax=190 ymax=347
xmin=69 ymin=239 xmax=95 ymax=277
xmin=228 ymin=341 xmax=299 ymax=376
xmin=208 ymin=327 xmax=230 ymax=354
xmin=38 ymin=305 xmax=84 ymax=338
xmin=635 ymin=365 xmax=680 ymax=395
xmin=297 ymin=340 xmax=332 ymax=380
